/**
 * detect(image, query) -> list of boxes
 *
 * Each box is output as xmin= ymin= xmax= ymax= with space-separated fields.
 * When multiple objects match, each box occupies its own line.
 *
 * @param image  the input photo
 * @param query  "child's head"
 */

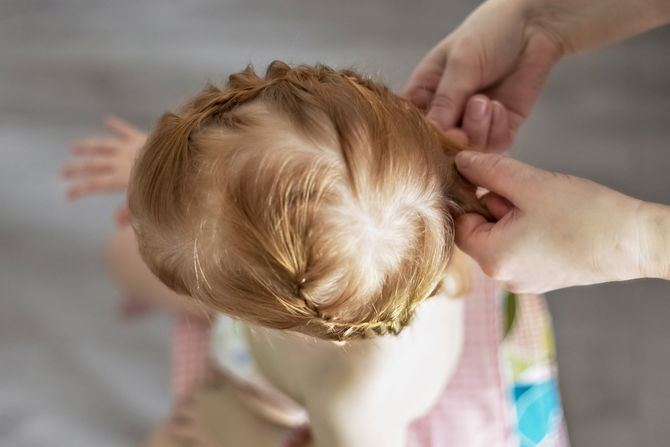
xmin=129 ymin=61 xmax=483 ymax=340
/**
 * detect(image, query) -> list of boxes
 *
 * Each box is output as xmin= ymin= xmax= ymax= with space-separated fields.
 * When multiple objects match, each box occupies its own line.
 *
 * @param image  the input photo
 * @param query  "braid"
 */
xmin=130 ymin=60 xmax=471 ymax=342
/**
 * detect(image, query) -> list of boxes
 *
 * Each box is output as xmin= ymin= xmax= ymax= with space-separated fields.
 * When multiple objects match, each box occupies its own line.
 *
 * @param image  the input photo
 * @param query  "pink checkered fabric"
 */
xmin=166 ymin=269 xmax=565 ymax=446
xmin=171 ymin=313 xmax=215 ymax=401
xmin=118 ymin=296 xmax=215 ymax=401
xmin=405 ymin=269 xmax=517 ymax=447
xmin=506 ymin=293 xmax=549 ymax=359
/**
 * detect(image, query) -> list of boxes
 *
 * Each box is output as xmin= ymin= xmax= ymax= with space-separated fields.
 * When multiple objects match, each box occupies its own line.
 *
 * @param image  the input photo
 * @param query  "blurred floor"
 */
xmin=0 ymin=1 xmax=669 ymax=446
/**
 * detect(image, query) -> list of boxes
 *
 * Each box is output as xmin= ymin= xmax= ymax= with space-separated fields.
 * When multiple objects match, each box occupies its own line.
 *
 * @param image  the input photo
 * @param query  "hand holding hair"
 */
xmin=405 ymin=0 xmax=670 ymax=151
xmin=454 ymin=151 xmax=670 ymax=293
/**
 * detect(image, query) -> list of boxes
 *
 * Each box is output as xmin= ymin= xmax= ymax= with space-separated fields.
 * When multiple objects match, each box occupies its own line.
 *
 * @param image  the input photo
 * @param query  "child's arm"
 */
xmin=63 ymin=116 xmax=208 ymax=315
xmin=106 ymin=226 xmax=209 ymax=315
xmin=62 ymin=116 xmax=146 ymax=200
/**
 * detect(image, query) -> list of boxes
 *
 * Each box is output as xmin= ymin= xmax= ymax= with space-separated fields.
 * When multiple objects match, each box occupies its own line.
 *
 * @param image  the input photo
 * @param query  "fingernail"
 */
xmin=466 ymin=97 xmax=488 ymax=120
xmin=492 ymin=101 xmax=505 ymax=118
xmin=456 ymin=150 xmax=478 ymax=169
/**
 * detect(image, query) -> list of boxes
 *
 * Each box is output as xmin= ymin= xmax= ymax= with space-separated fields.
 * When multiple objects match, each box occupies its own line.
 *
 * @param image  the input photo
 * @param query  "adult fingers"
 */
xmin=404 ymin=85 xmax=434 ymax=112
xmin=479 ymin=191 xmax=513 ymax=220
xmin=444 ymin=128 xmax=469 ymax=146
xmin=454 ymin=212 xmax=495 ymax=263
xmin=403 ymin=45 xmax=447 ymax=110
xmin=455 ymin=151 xmax=541 ymax=205
xmin=462 ymin=95 xmax=492 ymax=149
xmin=486 ymin=101 xmax=513 ymax=153
xmin=485 ymin=34 xmax=560 ymax=138
xmin=427 ymin=52 xmax=480 ymax=131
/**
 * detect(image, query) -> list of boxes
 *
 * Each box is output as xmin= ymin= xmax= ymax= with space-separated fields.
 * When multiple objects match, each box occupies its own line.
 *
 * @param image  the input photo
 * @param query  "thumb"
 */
xmin=455 ymin=151 xmax=540 ymax=205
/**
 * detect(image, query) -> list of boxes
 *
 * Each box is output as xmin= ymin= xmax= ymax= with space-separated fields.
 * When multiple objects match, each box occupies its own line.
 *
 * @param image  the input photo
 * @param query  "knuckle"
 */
xmin=430 ymin=92 xmax=457 ymax=111
xmin=481 ymin=153 xmax=506 ymax=174
xmin=480 ymin=257 xmax=506 ymax=279
xmin=447 ymin=52 xmax=468 ymax=71
xmin=449 ymin=41 xmax=477 ymax=67
xmin=547 ymin=170 xmax=572 ymax=183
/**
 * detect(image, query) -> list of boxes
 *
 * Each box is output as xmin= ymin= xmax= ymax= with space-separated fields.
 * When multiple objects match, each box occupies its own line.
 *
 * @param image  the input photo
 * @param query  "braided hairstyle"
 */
xmin=128 ymin=61 xmax=483 ymax=341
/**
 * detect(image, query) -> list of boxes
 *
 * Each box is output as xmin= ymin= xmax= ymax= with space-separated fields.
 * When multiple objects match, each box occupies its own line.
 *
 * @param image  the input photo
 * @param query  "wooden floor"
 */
xmin=1 ymin=1 xmax=669 ymax=446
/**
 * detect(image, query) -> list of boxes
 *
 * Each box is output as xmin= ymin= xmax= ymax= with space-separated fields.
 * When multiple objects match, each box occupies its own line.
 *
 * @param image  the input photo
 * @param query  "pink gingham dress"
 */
xmin=403 ymin=269 xmax=569 ymax=447
xmin=162 ymin=267 xmax=568 ymax=446
xmin=285 ymin=268 xmax=569 ymax=446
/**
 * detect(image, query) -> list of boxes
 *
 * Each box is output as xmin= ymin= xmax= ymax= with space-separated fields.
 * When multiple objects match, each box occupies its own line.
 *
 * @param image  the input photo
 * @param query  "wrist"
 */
xmin=638 ymin=202 xmax=670 ymax=280
xmin=519 ymin=0 xmax=569 ymax=55
xmin=512 ymin=0 xmax=570 ymax=63
xmin=523 ymin=0 xmax=670 ymax=56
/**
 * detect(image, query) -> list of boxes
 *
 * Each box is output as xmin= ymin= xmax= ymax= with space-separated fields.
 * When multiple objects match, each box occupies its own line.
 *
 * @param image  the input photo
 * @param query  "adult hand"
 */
xmin=454 ymin=151 xmax=669 ymax=293
xmin=404 ymin=0 xmax=563 ymax=152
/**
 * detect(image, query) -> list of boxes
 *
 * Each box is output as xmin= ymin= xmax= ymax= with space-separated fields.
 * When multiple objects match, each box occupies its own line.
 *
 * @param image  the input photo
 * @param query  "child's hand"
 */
xmin=62 ymin=116 xmax=147 ymax=200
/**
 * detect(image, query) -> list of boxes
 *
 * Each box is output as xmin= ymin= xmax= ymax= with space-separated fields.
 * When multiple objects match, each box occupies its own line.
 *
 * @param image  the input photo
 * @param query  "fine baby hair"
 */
xmin=128 ymin=61 xmax=484 ymax=340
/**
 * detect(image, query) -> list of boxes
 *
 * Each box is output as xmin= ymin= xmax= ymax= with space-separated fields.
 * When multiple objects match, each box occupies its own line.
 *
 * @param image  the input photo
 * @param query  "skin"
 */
xmin=63 ymin=116 xmax=466 ymax=446
xmin=404 ymin=0 xmax=670 ymax=147
xmin=63 ymin=117 xmax=202 ymax=313
xmin=62 ymin=115 xmax=146 ymax=225
xmin=405 ymin=0 xmax=670 ymax=292
xmin=63 ymin=116 xmax=145 ymax=199
xmin=105 ymin=225 xmax=208 ymax=314
xmin=143 ymin=375 xmax=291 ymax=447
xmin=246 ymin=296 xmax=464 ymax=447
xmin=107 ymin=223 xmax=464 ymax=446
xmin=143 ymin=295 xmax=464 ymax=447
xmin=454 ymin=151 xmax=670 ymax=293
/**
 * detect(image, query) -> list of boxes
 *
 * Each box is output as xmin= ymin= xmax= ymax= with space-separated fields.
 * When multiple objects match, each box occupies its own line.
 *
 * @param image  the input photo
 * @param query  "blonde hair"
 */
xmin=128 ymin=61 xmax=484 ymax=341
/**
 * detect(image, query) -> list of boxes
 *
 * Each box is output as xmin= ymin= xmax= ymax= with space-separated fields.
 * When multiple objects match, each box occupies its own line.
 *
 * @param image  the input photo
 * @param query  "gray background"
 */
xmin=1 ymin=0 xmax=669 ymax=446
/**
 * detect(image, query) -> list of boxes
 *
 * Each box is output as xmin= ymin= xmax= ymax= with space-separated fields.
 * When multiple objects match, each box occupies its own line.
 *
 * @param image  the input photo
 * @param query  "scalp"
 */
xmin=129 ymin=61 xmax=479 ymax=340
